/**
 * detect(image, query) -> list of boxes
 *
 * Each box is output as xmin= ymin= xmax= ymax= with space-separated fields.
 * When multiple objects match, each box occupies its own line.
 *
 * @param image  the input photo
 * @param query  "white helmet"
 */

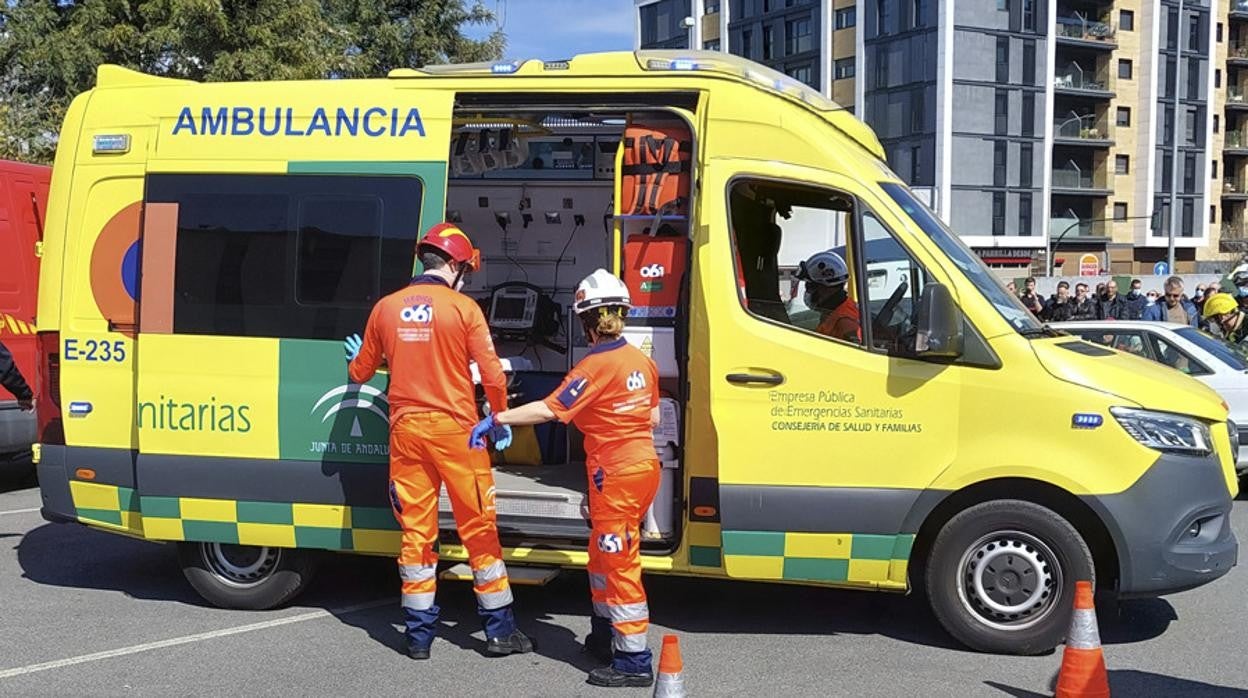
xmin=798 ymin=250 xmax=850 ymax=287
xmin=574 ymin=269 xmax=631 ymax=314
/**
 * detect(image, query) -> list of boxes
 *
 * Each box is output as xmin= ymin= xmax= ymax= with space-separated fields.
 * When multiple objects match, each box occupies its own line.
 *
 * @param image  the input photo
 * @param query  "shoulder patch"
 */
xmin=557 ymin=377 xmax=590 ymax=409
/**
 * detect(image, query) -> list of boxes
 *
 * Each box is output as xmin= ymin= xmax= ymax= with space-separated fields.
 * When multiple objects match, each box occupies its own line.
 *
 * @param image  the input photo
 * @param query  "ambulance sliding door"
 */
xmin=697 ymin=160 xmax=962 ymax=588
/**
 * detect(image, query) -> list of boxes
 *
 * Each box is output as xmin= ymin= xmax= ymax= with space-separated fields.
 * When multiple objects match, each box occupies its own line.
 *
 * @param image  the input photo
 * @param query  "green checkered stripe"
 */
xmin=69 ymin=481 xmax=144 ymax=533
xmin=722 ymin=530 xmax=914 ymax=587
xmin=137 ymin=495 xmax=404 ymax=554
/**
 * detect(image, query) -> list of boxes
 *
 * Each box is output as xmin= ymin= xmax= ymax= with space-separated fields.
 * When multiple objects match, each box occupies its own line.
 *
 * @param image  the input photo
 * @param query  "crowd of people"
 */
xmin=1010 ymin=271 xmax=1248 ymax=345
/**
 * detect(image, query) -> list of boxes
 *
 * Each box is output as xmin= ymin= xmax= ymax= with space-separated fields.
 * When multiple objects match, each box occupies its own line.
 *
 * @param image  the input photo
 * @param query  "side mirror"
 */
xmin=915 ymin=283 xmax=963 ymax=358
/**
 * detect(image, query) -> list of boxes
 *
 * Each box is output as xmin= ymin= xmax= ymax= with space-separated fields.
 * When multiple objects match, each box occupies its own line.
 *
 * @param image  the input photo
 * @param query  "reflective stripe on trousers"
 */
xmin=593 ymin=601 xmax=649 ymax=623
xmin=476 ymin=587 xmax=515 ymax=610
xmin=399 ymin=564 xmax=437 ymax=582
xmin=402 ymin=592 xmax=437 ymax=611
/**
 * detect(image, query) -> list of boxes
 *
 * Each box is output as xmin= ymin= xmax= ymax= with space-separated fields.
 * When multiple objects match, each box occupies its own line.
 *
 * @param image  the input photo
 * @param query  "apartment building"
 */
xmin=637 ymin=0 xmax=1233 ymax=274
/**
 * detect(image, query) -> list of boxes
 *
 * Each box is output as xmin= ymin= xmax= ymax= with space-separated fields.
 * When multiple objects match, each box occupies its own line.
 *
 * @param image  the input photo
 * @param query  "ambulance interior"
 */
xmin=441 ymin=104 xmax=691 ymax=550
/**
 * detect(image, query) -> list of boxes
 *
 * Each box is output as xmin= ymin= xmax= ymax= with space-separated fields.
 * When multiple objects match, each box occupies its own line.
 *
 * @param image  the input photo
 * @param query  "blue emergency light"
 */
xmin=1071 ymin=413 xmax=1103 ymax=429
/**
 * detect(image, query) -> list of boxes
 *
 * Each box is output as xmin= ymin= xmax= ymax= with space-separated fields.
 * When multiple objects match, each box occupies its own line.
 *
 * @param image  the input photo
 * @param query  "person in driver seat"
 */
xmin=799 ymin=250 xmax=860 ymax=343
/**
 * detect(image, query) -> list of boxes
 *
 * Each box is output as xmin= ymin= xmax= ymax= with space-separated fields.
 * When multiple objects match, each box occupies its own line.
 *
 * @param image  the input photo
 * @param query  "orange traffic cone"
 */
xmin=1055 ymin=581 xmax=1110 ymax=698
xmin=653 ymin=634 xmax=686 ymax=697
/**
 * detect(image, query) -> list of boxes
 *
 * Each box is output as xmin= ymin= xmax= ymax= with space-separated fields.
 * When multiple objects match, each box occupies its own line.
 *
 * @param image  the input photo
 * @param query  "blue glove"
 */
xmin=469 ymin=415 xmax=496 ymax=450
xmin=489 ymin=423 xmax=513 ymax=451
xmin=344 ymin=333 xmax=363 ymax=362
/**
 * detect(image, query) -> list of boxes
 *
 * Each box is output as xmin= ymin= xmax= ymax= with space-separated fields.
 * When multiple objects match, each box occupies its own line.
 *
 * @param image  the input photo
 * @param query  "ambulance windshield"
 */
xmin=879 ymin=182 xmax=1043 ymax=334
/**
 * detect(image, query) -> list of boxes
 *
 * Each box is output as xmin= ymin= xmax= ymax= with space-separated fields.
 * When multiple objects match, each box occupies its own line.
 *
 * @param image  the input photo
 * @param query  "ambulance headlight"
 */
xmin=1111 ymin=408 xmax=1212 ymax=456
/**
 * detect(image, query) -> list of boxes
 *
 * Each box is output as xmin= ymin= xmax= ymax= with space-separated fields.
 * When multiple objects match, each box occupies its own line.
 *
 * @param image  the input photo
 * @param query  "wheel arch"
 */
xmin=907 ymin=478 xmax=1120 ymax=593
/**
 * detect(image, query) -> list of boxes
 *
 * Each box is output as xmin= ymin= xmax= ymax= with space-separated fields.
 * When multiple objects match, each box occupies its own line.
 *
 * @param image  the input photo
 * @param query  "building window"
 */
xmin=1185 ymin=153 xmax=1197 ymax=192
xmin=1116 ymin=154 xmax=1130 ymax=174
xmin=1213 ymin=160 xmax=1219 ymax=179
xmin=994 ymin=89 xmax=1008 ymax=135
xmin=1218 ymin=22 xmax=1224 ymax=43
xmin=786 ymin=63 xmax=813 ymax=85
xmin=1217 ymin=69 xmax=1222 ymax=89
xmin=1021 ymin=92 xmax=1034 ymax=136
xmin=911 ymin=0 xmax=924 ymax=28
xmin=910 ymin=146 xmax=922 ymax=184
xmin=1188 ymin=57 xmax=1200 ymax=100
xmin=1120 ymin=9 xmax=1134 ymax=31
xmin=1114 ymin=202 xmax=1128 ymax=220
xmin=146 ymin=174 xmax=422 ymax=340
xmin=997 ymin=0 xmax=1008 ymax=9
xmin=1183 ymin=200 xmax=1194 ymax=236
xmin=1214 ymin=114 xmax=1220 ymax=133
xmin=911 ymin=87 xmax=924 ymax=133
xmin=877 ymin=0 xmax=892 ymax=36
xmin=1116 ymin=107 xmax=1131 ymax=127
xmin=875 ymin=45 xmax=889 ymax=87
xmin=1022 ymin=0 xmax=1035 ymax=31
xmin=741 ymin=29 xmax=752 ymax=57
xmin=1165 ymin=57 xmax=1176 ymax=98
xmin=1162 ymin=153 xmax=1173 ymax=192
xmin=704 ymin=38 xmax=721 ymax=50
xmin=1167 ymin=10 xmax=1177 ymax=50
xmin=1022 ymin=41 xmax=1035 ymax=85
xmin=992 ymin=192 xmax=1006 ymax=235
xmin=835 ymin=7 xmax=856 ymax=29
xmin=1164 ymin=107 xmax=1174 ymax=145
xmin=1212 ymin=205 xmax=1218 ymax=224
xmin=993 ymin=141 xmax=1007 ymax=186
xmin=1189 ymin=16 xmax=1201 ymax=52
xmin=1186 ymin=107 xmax=1199 ymax=145
xmin=786 ymin=17 xmax=812 ymax=54
xmin=705 ymin=0 xmax=721 ymax=13
xmin=1019 ymin=193 xmax=1032 ymax=236
xmin=1118 ymin=59 xmax=1133 ymax=80
xmin=763 ymin=24 xmax=775 ymax=59
xmin=1020 ymin=143 xmax=1032 ymax=187
xmin=996 ymin=37 xmax=1009 ymax=83
xmin=835 ymin=57 xmax=855 ymax=80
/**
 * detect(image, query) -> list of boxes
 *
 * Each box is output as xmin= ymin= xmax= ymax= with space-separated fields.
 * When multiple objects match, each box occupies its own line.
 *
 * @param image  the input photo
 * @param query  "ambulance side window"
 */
xmin=144 ymin=174 xmax=422 ymax=341
xmin=857 ymin=211 xmax=934 ymax=356
xmin=727 ymin=178 xmax=863 ymax=345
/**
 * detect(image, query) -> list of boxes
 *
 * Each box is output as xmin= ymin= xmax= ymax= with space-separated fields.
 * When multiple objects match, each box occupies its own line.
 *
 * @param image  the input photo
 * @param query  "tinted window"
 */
xmin=1176 ymin=327 xmax=1248 ymax=371
xmin=146 ymin=174 xmax=423 ymax=340
xmin=1148 ymin=333 xmax=1211 ymax=376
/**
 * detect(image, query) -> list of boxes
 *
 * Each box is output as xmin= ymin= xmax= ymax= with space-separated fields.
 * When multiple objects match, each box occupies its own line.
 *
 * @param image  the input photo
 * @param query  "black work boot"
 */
xmin=408 ymin=645 xmax=431 ymax=660
xmin=587 ymin=666 xmax=655 ymax=688
xmin=583 ymin=633 xmax=613 ymax=664
xmin=485 ymin=629 xmax=535 ymax=656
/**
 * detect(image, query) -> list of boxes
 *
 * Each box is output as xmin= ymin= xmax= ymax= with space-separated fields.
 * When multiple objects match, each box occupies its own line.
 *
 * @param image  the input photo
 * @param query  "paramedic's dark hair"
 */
xmin=418 ymin=249 xmax=450 ymax=271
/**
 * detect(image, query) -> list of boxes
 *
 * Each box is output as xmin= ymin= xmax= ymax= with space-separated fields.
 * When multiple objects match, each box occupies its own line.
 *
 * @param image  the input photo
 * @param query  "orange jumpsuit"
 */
xmin=816 ymin=298 xmax=861 ymax=343
xmin=544 ymin=337 xmax=661 ymax=671
xmin=349 ymin=274 xmax=513 ymax=646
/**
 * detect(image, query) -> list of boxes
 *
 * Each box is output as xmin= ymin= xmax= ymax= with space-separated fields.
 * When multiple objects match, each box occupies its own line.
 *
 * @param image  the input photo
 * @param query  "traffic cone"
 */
xmin=1054 ymin=581 xmax=1110 ymax=698
xmin=653 ymin=634 xmax=686 ymax=697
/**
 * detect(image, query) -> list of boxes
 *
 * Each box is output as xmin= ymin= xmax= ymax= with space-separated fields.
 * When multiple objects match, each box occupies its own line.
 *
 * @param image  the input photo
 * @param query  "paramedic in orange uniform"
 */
xmin=471 ymin=269 xmax=661 ymax=688
xmin=799 ymin=249 xmax=860 ymax=343
xmin=345 ymin=222 xmax=533 ymax=660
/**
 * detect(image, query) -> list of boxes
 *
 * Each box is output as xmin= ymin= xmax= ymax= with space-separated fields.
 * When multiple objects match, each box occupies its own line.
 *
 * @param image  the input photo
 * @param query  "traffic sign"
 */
xmin=1153 ymin=261 xmax=1168 ymax=276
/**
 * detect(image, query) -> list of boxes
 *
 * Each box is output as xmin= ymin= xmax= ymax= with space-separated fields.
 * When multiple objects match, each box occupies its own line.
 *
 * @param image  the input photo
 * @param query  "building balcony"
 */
xmin=1049 ymin=218 xmax=1110 ymax=241
xmin=1055 ymin=16 xmax=1117 ymax=49
xmin=1223 ymin=178 xmax=1248 ymax=200
xmin=1226 ymin=130 xmax=1248 ymax=155
xmin=1233 ymin=0 xmax=1248 ymax=20
xmin=1054 ymin=71 xmax=1113 ymax=99
xmin=1231 ymin=42 xmax=1248 ymax=66
xmin=1221 ymin=222 xmax=1248 ymax=252
xmin=1229 ymin=88 xmax=1248 ymax=110
xmin=1053 ymin=114 xmax=1113 ymax=147
xmin=1051 ymin=169 xmax=1112 ymax=196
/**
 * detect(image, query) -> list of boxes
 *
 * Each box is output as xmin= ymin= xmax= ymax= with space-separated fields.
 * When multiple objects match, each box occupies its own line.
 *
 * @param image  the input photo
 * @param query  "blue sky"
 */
xmin=464 ymin=0 xmax=636 ymax=60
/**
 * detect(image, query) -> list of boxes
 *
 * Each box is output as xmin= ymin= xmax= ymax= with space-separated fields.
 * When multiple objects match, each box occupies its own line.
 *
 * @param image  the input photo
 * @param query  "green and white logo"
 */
xmin=279 ymin=340 xmax=391 ymax=463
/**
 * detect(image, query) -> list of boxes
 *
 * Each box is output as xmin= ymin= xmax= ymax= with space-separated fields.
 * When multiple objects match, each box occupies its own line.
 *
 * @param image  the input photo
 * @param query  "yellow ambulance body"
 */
xmin=34 ymin=51 xmax=1237 ymax=654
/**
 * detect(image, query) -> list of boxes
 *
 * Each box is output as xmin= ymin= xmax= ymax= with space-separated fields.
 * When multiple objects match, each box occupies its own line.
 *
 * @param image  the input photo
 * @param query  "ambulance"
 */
xmin=35 ymin=51 xmax=1238 ymax=655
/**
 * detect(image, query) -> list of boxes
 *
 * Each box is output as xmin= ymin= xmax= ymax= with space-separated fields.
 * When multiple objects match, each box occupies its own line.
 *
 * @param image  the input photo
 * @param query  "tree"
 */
xmin=0 ymin=0 xmax=504 ymax=163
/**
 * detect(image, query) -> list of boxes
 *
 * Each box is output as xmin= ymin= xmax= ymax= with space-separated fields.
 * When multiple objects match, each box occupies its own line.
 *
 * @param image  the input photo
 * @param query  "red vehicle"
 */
xmin=0 ymin=160 xmax=50 ymax=472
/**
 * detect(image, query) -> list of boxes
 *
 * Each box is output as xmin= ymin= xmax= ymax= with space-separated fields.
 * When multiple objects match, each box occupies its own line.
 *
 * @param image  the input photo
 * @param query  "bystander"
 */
xmin=1141 ymin=276 xmax=1198 ymax=327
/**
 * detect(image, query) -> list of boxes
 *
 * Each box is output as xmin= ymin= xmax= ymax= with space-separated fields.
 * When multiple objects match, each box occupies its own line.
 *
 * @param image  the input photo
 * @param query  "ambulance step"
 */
xmin=439 ymin=488 xmax=585 ymax=521
xmin=439 ymin=563 xmax=561 ymax=586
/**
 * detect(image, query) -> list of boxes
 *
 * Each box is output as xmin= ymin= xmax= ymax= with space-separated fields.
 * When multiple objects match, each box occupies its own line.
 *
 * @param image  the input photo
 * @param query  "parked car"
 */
xmin=1055 ymin=320 xmax=1248 ymax=478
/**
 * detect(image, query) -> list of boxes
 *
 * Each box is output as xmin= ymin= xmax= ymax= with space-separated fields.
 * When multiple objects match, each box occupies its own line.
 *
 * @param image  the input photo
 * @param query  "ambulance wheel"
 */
xmin=178 ymin=542 xmax=317 ymax=610
xmin=924 ymin=500 xmax=1093 ymax=655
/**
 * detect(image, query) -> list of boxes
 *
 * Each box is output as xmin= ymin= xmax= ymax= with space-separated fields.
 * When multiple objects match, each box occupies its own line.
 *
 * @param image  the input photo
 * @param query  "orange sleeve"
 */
xmin=465 ymin=302 xmax=508 ymax=414
xmin=543 ymin=367 xmax=600 ymax=424
xmin=348 ymin=302 xmax=384 ymax=384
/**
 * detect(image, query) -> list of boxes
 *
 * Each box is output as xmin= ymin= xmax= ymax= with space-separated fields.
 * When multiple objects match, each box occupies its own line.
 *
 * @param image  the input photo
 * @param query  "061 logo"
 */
xmin=625 ymin=370 xmax=647 ymax=391
xmin=597 ymin=533 xmax=622 ymax=554
xmin=401 ymin=304 xmax=434 ymax=323
xmin=638 ymin=263 xmax=666 ymax=278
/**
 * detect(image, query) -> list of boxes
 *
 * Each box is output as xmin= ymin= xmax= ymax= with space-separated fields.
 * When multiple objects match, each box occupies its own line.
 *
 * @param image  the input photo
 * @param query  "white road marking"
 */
xmin=0 ymin=507 xmax=40 ymax=517
xmin=0 ymin=598 xmax=392 ymax=680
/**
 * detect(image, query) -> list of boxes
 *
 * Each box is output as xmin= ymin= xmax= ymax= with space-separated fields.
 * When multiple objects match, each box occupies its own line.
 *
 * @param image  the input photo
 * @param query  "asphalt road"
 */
xmin=1 ymin=474 xmax=1246 ymax=697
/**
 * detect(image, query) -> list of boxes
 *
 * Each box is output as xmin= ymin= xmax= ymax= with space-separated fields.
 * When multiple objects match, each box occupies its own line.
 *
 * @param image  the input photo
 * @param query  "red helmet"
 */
xmin=418 ymin=222 xmax=481 ymax=271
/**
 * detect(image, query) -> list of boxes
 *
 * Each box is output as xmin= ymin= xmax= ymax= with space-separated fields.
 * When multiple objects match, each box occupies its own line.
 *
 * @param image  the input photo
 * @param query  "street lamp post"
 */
xmin=1047 ymin=214 xmax=1157 ymax=276
xmin=1167 ymin=0 xmax=1184 ymax=274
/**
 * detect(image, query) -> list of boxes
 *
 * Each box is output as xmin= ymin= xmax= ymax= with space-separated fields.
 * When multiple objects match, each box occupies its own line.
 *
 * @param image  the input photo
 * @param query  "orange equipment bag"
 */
xmin=624 ymin=231 xmax=688 ymax=321
xmin=621 ymin=119 xmax=692 ymax=217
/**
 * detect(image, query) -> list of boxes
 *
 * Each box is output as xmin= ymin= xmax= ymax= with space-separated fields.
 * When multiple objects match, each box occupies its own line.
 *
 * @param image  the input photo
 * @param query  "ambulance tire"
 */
xmin=178 ymin=542 xmax=317 ymax=610
xmin=925 ymin=500 xmax=1093 ymax=655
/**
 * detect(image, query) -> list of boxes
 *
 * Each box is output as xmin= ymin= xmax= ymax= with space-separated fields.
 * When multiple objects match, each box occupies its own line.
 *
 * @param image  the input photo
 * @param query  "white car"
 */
xmin=1054 ymin=320 xmax=1248 ymax=476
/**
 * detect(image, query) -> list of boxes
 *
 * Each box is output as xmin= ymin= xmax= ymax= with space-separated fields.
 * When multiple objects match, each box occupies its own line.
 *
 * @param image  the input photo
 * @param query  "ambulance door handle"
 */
xmin=725 ymin=372 xmax=784 ymax=386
